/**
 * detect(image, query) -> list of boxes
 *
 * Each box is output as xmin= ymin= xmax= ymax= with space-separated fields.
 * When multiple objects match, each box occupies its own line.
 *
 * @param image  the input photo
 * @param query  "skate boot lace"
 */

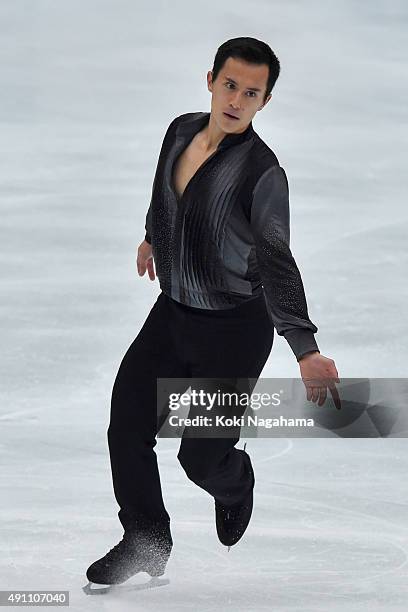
xmin=104 ymin=535 xmax=137 ymax=565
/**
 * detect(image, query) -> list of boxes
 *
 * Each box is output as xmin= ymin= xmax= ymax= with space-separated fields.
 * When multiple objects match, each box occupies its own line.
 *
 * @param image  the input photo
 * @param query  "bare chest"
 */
xmin=172 ymin=136 xmax=217 ymax=201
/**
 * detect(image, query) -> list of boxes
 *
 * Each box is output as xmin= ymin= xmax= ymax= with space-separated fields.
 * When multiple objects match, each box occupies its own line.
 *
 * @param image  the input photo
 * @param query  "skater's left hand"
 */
xmin=298 ymin=351 xmax=341 ymax=410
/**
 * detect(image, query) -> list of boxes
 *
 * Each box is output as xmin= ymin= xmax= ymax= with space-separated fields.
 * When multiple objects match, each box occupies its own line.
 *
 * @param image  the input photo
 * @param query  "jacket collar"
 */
xmin=176 ymin=111 xmax=255 ymax=150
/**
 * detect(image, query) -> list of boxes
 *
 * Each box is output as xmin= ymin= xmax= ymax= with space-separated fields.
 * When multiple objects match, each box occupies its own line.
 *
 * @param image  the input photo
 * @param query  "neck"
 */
xmin=200 ymin=112 xmax=248 ymax=152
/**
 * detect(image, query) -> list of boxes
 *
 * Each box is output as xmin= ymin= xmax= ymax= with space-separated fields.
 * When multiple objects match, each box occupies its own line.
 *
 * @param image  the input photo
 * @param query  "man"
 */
xmin=86 ymin=36 xmax=340 ymax=586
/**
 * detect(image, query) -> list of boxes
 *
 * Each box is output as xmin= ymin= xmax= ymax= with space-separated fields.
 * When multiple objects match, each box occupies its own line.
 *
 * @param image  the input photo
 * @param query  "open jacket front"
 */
xmin=144 ymin=111 xmax=319 ymax=361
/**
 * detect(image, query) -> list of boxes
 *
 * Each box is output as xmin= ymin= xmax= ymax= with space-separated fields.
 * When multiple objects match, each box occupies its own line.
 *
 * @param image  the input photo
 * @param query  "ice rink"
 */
xmin=1 ymin=0 xmax=407 ymax=610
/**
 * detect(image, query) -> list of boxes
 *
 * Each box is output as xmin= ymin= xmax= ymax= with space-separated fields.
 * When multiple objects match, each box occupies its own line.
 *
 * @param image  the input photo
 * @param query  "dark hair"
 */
xmin=211 ymin=37 xmax=280 ymax=103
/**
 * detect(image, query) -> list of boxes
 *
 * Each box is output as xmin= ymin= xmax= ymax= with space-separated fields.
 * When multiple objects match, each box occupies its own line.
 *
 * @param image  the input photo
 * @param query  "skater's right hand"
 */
xmin=137 ymin=240 xmax=156 ymax=280
xmin=299 ymin=352 xmax=342 ymax=410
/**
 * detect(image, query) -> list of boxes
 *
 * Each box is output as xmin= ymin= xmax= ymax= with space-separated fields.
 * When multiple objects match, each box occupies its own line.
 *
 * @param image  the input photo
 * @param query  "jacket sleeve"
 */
xmin=144 ymin=200 xmax=152 ymax=244
xmin=250 ymin=164 xmax=320 ymax=361
xmin=143 ymin=114 xmax=182 ymax=245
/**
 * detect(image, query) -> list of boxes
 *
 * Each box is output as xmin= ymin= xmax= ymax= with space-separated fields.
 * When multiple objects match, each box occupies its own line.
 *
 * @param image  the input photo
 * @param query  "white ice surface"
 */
xmin=1 ymin=1 xmax=407 ymax=610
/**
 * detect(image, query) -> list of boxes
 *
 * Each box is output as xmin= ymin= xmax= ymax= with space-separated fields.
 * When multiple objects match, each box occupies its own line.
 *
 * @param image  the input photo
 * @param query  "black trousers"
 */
xmin=107 ymin=290 xmax=274 ymax=534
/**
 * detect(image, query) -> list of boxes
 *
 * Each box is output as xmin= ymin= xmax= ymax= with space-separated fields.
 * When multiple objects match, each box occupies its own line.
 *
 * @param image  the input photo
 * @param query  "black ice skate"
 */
xmin=215 ymin=443 xmax=254 ymax=550
xmin=86 ymin=525 xmax=172 ymax=586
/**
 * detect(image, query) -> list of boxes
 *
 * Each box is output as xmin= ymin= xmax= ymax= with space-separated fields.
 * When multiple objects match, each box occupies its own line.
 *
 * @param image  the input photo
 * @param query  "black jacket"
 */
xmin=144 ymin=111 xmax=319 ymax=361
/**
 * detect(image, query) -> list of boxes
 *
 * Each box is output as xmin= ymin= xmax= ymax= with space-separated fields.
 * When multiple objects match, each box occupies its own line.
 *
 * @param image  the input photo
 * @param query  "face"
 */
xmin=207 ymin=56 xmax=272 ymax=133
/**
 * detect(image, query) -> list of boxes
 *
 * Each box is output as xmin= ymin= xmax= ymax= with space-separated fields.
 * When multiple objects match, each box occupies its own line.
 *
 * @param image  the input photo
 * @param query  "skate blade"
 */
xmin=83 ymin=576 xmax=169 ymax=595
xmin=83 ymin=582 xmax=113 ymax=595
